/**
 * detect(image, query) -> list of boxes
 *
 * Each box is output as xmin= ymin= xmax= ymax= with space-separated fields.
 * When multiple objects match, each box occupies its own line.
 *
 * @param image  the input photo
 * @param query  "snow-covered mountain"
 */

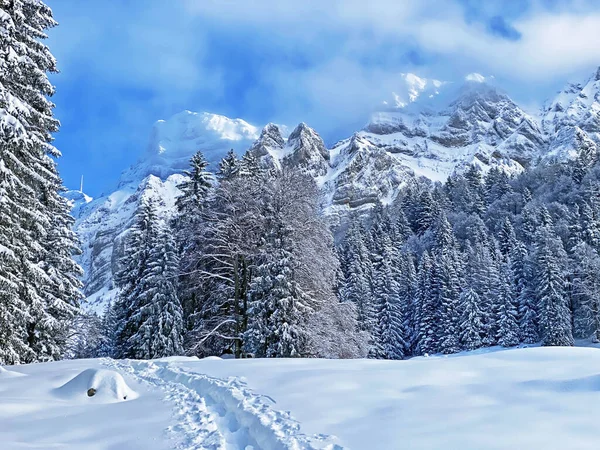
xmin=542 ymin=68 xmax=600 ymax=161
xmin=250 ymin=122 xmax=330 ymax=176
xmin=75 ymin=111 xmax=259 ymax=312
xmin=74 ymin=68 xmax=600 ymax=310
xmin=318 ymin=73 xmax=545 ymax=219
xmin=119 ymin=110 xmax=259 ymax=186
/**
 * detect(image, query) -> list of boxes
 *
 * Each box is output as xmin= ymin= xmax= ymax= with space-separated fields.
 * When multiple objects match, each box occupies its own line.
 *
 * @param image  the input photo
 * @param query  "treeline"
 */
xmin=77 ymin=142 xmax=600 ymax=361
xmin=74 ymin=151 xmax=367 ymax=359
xmin=74 ymin=141 xmax=600 ymax=361
xmin=339 ymin=151 xmax=600 ymax=358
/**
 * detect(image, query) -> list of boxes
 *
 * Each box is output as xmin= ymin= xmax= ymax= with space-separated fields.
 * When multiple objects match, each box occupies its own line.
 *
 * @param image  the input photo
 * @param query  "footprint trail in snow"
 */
xmin=104 ymin=359 xmax=343 ymax=450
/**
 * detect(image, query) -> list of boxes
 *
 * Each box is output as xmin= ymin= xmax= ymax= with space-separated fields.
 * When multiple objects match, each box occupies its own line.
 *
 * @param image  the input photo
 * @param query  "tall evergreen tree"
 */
xmin=458 ymin=289 xmax=484 ymax=351
xmin=216 ymin=149 xmax=240 ymax=181
xmin=130 ymin=225 xmax=183 ymax=359
xmin=499 ymin=218 xmax=517 ymax=257
xmin=175 ymin=151 xmax=212 ymax=228
xmin=533 ymin=226 xmax=573 ymax=346
xmin=0 ymin=1 xmax=82 ymax=364
xmin=113 ymin=200 xmax=183 ymax=359
xmin=495 ymin=263 xmax=520 ymax=347
xmin=370 ymin=242 xmax=406 ymax=360
xmin=175 ymin=151 xmax=213 ymax=327
xmin=433 ymin=215 xmax=462 ymax=354
xmin=340 ymin=220 xmax=375 ymax=334
xmin=570 ymin=242 xmax=600 ymax=341
xmin=510 ymin=241 xmax=538 ymax=344
xmin=415 ymin=252 xmax=438 ymax=355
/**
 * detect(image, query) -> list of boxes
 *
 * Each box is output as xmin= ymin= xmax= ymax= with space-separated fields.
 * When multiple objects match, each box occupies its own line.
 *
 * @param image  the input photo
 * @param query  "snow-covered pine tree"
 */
xmin=433 ymin=215 xmax=462 ymax=354
xmin=415 ymin=252 xmax=438 ymax=355
xmin=510 ymin=240 xmax=538 ymax=344
xmin=395 ymin=208 xmax=412 ymax=242
xmin=533 ymin=226 xmax=573 ymax=346
xmin=113 ymin=199 xmax=160 ymax=358
xmin=174 ymin=151 xmax=213 ymax=325
xmin=458 ymin=288 xmax=484 ymax=351
xmin=216 ymin=149 xmax=240 ymax=181
xmin=127 ymin=224 xmax=184 ymax=359
xmin=464 ymin=240 xmax=499 ymax=346
xmin=464 ymin=164 xmax=485 ymax=215
xmin=245 ymin=176 xmax=309 ymax=358
xmin=0 ymin=1 xmax=82 ymax=364
xmin=520 ymin=206 xmax=538 ymax=246
xmin=397 ymin=250 xmax=418 ymax=355
xmin=499 ymin=218 xmax=517 ymax=257
xmin=339 ymin=219 xmax=375 ymax=334
xmin=495 ymin=263 xmax=520 ymax=347
xmin=570 ymin=242 xmax=600 ymax=341
xmin=175 ymin=150 xmax=212 ymax=231
xmin=580 ymin=201 xmax=600 ymax=250
xmin=239 ymin=149 xmax=263 ymax=178
xmin=485 ymin=167 xmax=512 ymax=205
xmin=370 ymin=243 xmax=406 ymax=360
xmin=415 ymin=189 xmax=436 ymax=235
xmin=434 ymin=251 xmax=462 ymax=354
xmin=246 ymin=231 xmax=312 ymax=358
xmin=95 ymin=301 xmax=117 ymax=357
xmin=368 ymin=202 xmax=395 ymax=268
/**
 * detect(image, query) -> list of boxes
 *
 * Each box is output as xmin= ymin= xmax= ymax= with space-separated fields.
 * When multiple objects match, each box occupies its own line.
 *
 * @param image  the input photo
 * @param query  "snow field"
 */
xmin=3 ymin=347 xmax=600 ymax=449
xmin=171 ymin=347 xmax=600 ymax=449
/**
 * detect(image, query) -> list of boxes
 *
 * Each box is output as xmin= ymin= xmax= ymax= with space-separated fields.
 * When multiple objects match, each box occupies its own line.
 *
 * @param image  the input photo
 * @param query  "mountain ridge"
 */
xmin=72 ymin=67 xmax=600 ymax=311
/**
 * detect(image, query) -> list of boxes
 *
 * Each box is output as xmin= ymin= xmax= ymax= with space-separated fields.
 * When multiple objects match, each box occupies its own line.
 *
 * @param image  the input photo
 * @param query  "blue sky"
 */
xmin=48 ymin=0 xmax=600 ymax=196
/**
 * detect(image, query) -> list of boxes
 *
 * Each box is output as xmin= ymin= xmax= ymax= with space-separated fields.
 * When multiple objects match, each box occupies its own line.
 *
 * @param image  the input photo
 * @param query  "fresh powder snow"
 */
xmin=2 ymin=347 xmax=600 ymax=449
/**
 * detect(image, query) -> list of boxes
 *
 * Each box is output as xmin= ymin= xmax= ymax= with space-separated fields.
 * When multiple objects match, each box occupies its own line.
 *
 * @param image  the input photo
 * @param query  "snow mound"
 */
xmin=154 ymin=356 xmax=200 ymax=363
xmin=0 ymin=366 xmax=25 ymax=378
xmin=54 ymin=368 xmax=138 ymax=403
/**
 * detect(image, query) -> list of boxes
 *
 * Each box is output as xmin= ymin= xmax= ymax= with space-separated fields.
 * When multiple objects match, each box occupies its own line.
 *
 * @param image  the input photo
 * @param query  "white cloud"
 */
xmin=182 ymin=0 xmax=600 ymax=82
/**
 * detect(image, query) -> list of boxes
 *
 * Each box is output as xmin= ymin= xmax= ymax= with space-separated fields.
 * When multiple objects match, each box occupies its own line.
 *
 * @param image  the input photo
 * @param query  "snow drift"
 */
xmin=54 ymin=368 xmax=138 ymax=403
xmin=0 ymin=366 xmax=25 ymax=378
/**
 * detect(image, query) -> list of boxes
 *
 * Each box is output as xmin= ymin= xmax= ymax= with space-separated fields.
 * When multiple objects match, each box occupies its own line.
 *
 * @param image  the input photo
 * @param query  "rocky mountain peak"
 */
xmin=282 ymin=123 xmax=330 ymax=176
xmin=287 ymin=122 xmax=329 ymax=160
xmin=542 ymin=66 xmax=600 ymax=160
xmin=250 ymin=123 xmax=285 ymax=160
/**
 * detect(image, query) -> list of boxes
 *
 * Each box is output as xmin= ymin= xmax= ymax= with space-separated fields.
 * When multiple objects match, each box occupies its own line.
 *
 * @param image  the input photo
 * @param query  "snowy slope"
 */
xmin=542 ymin=67 xmax=600 ymax=160
xmin=4 ymin=347 xmax=600 ymax=449
xmin=75 ymin=174 xmax=185 ymax=313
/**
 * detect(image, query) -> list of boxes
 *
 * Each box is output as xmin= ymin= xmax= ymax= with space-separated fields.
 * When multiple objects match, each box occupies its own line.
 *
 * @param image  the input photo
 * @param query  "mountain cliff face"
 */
xmin=318 ymin=74 xmax=546 ymax=219
xmin=74 ymin=68 xmax=600 ymax=310
xmin=542 ymin=68 xmax=600 ymax=161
